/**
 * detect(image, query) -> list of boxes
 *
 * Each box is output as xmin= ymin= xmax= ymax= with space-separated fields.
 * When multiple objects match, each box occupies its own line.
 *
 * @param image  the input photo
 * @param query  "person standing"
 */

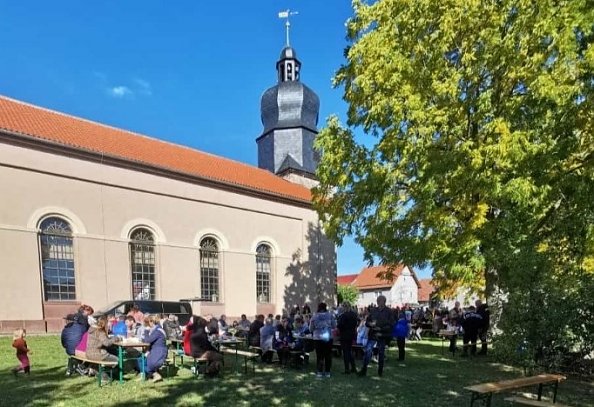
xmin=337 ymin=302 xmax=358 ymax=374
xmin=447 ymin=301 xmax=462 ymax=353
xmin=475 ymin=300 xmax=490 ymax=355
xmin=358 ymin=295 xmax=394 ymax=377
xmin=11 ymin=328 xmax=31 ymax=376
xmin=393 ymin=313 xmax=410 ymax=363
xmin=309 ymin=302 xmax=336 ymax=378
xmin=461 ymin=305 xmax=483 ymax=357
xmin=248 ymin=314 xmax=265 ymax=347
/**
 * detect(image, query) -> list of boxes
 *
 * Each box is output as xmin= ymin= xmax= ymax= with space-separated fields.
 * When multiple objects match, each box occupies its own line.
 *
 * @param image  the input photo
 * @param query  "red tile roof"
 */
xmin=418 ymin=279 xmax=435 ymax=302
xmin=337 ymin=274 xmax=358 ymax=286
xmin=0 ymin=95 xmax=312 ymax=204
xmin=352 ymin=264 xmax=420 ymax=290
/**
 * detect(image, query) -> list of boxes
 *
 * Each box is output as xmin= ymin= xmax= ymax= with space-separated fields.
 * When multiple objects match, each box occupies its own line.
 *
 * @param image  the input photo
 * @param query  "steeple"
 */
xmin=256 ymin=13 xmax=320 ymax=188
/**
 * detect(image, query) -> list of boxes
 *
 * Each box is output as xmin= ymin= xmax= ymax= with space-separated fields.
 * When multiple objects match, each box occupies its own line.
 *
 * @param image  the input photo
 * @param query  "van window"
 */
xmin=138 ymin=301 xmax=163 ymax=315
xmin=163 ymin=302 xmax=181 ymax=314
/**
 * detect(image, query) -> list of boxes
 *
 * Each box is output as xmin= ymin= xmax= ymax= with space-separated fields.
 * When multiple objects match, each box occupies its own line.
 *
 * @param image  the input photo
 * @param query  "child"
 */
xmin=393 ymin=313 xmax=410 ymax=363
xmin=12 ymin=328 xmax=31 ymax=375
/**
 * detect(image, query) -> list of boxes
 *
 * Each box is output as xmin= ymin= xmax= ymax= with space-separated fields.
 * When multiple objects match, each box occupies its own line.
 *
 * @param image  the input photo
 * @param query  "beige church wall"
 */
xmin=102 ymin=239 xmax=133 ymax=303
xmin=158 ymin=244 xmax=199 ymax=301
xmin=0 ymin=141 xmax=336 ymax=329
xmin=0 ymin=228 xmax=43 ymax=322
xmin=75 ymin=237 xmax=111 ymax=308
xmin=219 ymin=251 xmax=258 ymax=318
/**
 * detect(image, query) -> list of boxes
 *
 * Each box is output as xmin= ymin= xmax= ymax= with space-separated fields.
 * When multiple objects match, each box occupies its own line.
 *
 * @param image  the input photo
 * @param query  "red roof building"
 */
xmin=418 ymin=279 xmax=436 ymax=304
xmin=337 ymin=274 xmax=358 ymax=286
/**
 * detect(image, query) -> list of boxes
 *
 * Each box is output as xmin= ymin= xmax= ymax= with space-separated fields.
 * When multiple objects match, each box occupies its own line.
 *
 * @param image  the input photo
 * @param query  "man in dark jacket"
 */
xmin=337 ymin=302 xmax=359 ymax=374
xmin=461 ymin=306 xmax=483 ymax=356
xmin=248 ymin=314 xmax=265 ymax=347
xmin=60 ymin=305 xmax=93 ymax=375
xmin=475 ymin=300 xmax=490 ymax=355
xmin=358 ymin=295 xmax=394 ymax=377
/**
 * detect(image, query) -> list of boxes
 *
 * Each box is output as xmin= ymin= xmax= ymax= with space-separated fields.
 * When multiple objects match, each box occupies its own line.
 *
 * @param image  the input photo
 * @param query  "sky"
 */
xmin=0 ymin=1 xmax=431 ymax=279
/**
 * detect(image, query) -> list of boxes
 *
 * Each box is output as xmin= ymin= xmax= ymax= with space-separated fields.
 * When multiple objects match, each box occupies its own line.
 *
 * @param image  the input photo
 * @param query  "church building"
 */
xmin=0 ymin=45 xmax=336 ymax=332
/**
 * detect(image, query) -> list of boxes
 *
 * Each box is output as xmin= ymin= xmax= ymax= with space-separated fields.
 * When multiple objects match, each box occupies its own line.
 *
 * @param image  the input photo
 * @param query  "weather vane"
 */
xmin=278 ymin=9 xmax=299 ymax=47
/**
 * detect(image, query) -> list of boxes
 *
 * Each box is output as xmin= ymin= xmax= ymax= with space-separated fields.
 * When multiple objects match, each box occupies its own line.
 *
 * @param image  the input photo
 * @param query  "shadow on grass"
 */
xmin=1 ymin=337 xmax=592 ymax=407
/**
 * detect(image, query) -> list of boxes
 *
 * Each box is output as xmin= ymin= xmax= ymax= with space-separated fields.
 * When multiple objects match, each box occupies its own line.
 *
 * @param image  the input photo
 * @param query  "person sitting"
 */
xmin=260 ymin=317 xmax=276 ymax=363
xmin=162 ymin=314 xmax=182 ymax=340
xmin=182 ymin=316 xmax=194 ymax=357
xmin=61 ymin=304 xmax=93 ymax=376
xmin=248 ymin=315 xmax=264 ymax=347
xmin=189 ymin=316 xmax=224 ymax=376
xmin=124 ymin=316 xmax=138 ymax=338
xmin=206 ymin=315 xmax=219 ymax=337
xmin=139 ymin=315 xmax=168 ymax=382
xmin=237 ymin=314 xmax=251 ymax=337
xmin=111 ymin=315 xmax=128 ymax=337
xmin=274 ymin=316 xmax=294 ymax=365
xmin=127 ymin=304 xmax=145 ymax=324
xmin=302 ymin=304 xmax=311 ymax=315
xmin=86 ymin=315 xmax=121 ymax=383
xmin=218 ymin=315 xmax=229 ymax=336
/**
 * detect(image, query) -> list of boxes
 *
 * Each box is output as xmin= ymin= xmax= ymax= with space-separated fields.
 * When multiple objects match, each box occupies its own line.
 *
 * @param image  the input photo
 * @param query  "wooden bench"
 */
xmin=169 ymin=351 xmax=208 ymax=378
xmin=221 ymin=347 xmax=259 ymax=373
xmin=70 ymin=355 xmax=117 ymax=387
xmin=465 ymin=374 xmax=566 ymax=407
xmin=504 ymin=396 xmax=572 ymax=406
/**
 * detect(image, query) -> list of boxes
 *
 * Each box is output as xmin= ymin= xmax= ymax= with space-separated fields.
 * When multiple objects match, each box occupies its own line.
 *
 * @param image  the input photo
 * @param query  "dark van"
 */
xmin=94 ymin=300 xmax=192 ymax=325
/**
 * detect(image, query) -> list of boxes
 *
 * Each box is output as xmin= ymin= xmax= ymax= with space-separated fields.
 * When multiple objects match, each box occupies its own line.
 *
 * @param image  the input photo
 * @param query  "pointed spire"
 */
xmin=278 ymin=10 xmax=298 ymax=48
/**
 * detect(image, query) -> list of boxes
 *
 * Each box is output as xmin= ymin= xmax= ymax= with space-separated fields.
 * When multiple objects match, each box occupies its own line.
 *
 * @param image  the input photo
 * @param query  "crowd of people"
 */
xmin=7 ymin=297 xmax=489 ymax=382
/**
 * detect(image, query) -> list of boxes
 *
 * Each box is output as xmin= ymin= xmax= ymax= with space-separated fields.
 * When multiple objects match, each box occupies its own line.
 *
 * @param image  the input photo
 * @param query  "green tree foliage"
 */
xmin=337 ymin=283 xmax=360 ymax=305
xmin=314 ymin=0 xmax=594 ymax=367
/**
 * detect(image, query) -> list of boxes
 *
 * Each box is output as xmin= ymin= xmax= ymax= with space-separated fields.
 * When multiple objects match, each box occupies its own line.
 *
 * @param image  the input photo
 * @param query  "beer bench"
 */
xmin=221 ymin=347 xmax=259 ymax=373
xmin=70 ymin=355 xmax=117 ymax=387
xmin=465 ymin=374 xmax=566 ymax=407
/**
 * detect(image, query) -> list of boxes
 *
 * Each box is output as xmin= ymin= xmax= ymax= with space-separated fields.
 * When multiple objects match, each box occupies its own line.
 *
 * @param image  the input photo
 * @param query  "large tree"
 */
xmin=314 ymin=0 xmax=594 ymax=334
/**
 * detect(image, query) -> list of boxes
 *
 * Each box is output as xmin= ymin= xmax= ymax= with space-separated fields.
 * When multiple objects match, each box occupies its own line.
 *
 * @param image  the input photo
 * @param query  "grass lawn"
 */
xmin=0 ymin=336 xmax=592 ymax=407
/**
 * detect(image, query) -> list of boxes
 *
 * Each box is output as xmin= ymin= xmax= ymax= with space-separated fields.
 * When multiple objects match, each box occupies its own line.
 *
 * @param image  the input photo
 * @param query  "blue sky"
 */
xmin=0 ymin=1 xmax=431 ymax=279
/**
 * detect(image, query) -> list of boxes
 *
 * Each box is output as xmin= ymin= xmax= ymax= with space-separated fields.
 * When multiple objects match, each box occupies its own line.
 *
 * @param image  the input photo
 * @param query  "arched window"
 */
xmin=256 ymin=244 xmax=272 ymax=303
xmin=39 ymin=217 xmax=76 ymax=301
xmin=129 ymin=228 xmax=156 ymax=300
xmin=200 ymin=237 xmax=219 ymax=302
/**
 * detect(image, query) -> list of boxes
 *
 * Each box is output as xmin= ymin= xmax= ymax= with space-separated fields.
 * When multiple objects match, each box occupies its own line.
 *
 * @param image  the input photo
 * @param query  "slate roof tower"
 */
xmin=257 ymin=46 xmax=320 ymax=188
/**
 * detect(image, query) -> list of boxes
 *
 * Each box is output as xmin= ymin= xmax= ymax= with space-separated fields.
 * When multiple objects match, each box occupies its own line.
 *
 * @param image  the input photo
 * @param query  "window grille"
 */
xmin=200 ymin=238 xmax=219 ymax=302
xmin=129 ymin=228 xmax=155 ymax=300
xmin=39 ymin=217 xmax=76 ymax=301
xmin=256 ymin=244 xmax=272 ymax=303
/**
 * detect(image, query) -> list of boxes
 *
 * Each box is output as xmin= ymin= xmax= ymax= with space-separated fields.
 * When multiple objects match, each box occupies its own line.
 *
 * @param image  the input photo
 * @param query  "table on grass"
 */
xmin=114 ymin=341 xmax=149 ymax=383
xmin=465 ymin=373 xmax=566 ymax=407
xmin=216 ymin=338 xmax=244 ymax=372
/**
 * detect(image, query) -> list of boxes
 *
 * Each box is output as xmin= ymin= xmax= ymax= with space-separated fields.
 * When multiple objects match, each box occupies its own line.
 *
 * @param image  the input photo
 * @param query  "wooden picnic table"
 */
xmin=464 ymin=373 xmax=566 ymax=406
xmin=114 ymin=341 xmax=150 ymax=384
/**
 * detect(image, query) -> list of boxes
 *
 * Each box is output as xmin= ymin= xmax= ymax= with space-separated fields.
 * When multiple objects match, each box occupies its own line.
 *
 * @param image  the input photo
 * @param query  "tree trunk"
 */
xmin=485 ymin=267 xmax=506 ymax=335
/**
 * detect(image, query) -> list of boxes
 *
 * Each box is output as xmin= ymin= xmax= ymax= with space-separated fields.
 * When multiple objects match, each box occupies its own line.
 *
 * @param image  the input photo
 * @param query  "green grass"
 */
xmin=0 ymin=336 xmax=592 ymax=406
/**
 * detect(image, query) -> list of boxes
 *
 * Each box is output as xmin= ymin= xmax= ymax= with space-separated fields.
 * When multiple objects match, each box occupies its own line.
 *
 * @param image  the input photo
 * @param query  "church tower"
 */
xmin=257 ymin=45 xmax=320 ymax=188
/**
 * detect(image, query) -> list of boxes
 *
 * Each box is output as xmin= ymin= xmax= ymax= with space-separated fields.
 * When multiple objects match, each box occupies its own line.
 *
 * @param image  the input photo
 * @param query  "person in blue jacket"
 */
xmin=139 ymin=315 xmax=168 ymax=382
xmin=60 ymin=305 xmax=93 ymax=375
xmin=393 ymin=312 xmax=410 ymax=362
